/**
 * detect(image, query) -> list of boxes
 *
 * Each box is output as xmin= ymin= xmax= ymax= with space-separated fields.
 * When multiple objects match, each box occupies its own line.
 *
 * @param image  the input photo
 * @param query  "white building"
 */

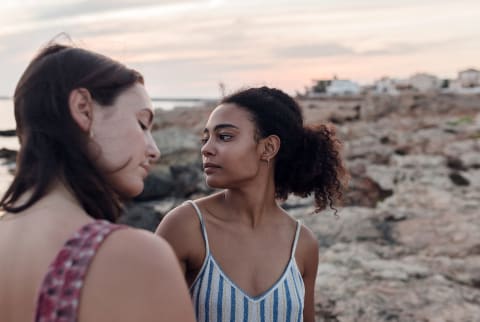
xmin=374 ymin=77 xmax=400 ymax=95
xmin=409 ymin=73 xmax=441 ymax=92
xmin=326 ymin=80 xmax=361 ymax=95
xmin=458 ymin=68 xmax=480 ymax=88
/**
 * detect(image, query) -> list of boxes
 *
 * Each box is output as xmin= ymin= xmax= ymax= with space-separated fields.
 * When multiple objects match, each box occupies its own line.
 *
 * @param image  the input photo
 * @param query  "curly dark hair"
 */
xmin=0 ymin=43 xmax=144 ymax=221
xmin=221 ymin=86 xmax=347 ymax=212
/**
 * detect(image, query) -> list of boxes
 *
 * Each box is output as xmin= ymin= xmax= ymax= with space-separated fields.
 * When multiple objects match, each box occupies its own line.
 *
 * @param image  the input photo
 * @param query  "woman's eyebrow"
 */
xmin=203 ymin=123 xmax=239 ymax=133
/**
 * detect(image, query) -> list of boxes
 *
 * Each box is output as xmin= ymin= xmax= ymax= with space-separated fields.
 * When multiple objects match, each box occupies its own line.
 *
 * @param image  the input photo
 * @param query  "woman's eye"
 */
xmin=219 ymin=134 xmax=233 ymax=141
xmin=201 ymin=137 xmax=209 ymax=145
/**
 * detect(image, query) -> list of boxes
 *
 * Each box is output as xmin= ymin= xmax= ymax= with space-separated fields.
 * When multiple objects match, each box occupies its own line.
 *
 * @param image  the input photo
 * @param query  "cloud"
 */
xmin=0 ymin=0 xmax=208 ymax=38
xmin=135 ymin=56 xmax=273 ymax=75
xmin=131 ymin=56 xmax=275 ymax=96
xmin=359 ymin=37 xmax=477 ymax=56
xmin=275 ymin=35 xmax=477 ymax=60
xmin=275 ymin=43 xmax=355 ymax=58
xmin=1 ymin=0 xmax=479 ymax=97
xmin=33 ymin=0 xmax=201 ymax=20
xmin=359 ymin=43 xmax=421 ymax=56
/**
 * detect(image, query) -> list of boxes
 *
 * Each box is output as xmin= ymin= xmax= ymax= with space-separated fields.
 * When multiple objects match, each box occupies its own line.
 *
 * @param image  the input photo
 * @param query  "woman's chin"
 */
xmin=205 ymin=179 xmax=218 ymax=188
xmin=205 ymin=178 xmax=226 ymax=189
xmin=115 ymin=183 xmax=144 ymax=199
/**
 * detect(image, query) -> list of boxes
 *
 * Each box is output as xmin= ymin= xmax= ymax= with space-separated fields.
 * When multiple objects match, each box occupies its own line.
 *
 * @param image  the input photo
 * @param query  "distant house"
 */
xmin=326 ymin=79 xmax=361 ymax=95
xmin=305 ymin=77 xmax=361 ymax=97
xmin=409 ymin=73 xmax=441 ymax=92
xmin=458 ymin=68 xmax=480 ymax=88
xmin=443 ymin=68 xmax=480 ymax=94
xmin=306 ymin=79 xmax=332 ymax=96
xmin=374 ymin=77 xmax=400 ymax=95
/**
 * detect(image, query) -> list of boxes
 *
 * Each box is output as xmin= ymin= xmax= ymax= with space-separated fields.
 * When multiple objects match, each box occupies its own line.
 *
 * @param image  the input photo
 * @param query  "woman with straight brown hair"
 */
xmin=0 ymin=42 xmax=195 ymax=322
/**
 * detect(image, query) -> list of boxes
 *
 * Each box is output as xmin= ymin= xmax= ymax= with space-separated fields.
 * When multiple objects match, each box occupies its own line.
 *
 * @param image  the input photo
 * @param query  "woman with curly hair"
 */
xmin=156 ymin=86 xmax=347 ymax=322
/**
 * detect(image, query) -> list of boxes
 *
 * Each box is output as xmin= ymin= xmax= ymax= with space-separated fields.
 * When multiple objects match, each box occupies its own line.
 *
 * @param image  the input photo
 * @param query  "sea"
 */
xmin=0 ymin=98 xmax=206 ymax=195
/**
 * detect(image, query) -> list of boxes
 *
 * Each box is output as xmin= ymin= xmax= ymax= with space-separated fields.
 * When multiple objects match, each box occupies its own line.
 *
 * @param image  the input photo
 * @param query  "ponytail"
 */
xmin=284 ymin=124 xmax=347 ymax=212
xmin=221 ymin=86 xmax=348 ymax=213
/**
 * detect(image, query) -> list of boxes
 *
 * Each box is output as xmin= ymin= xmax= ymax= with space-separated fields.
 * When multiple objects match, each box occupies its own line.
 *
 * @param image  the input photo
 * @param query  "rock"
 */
xmin=344 ymin=136 xmax=393 ymax=164
xmin=152 ymin=126 xmax=200 ymax=161
xmin=282 ymin=194 xmax=315 ymax=209
xmin=443 ymin=139 xmax=480 ymax=169
xmin=108 ymin=93 xmax=480 ymax=321
xmin=0 ymin=148 xmax=17 ymax=163
xmin=134 ymin=173 xmax=176 ymax=201
xmin=169 ymin=163 xmax=211 ymax=197
xmin=152 ymin=197 xmax=179 ymax=214
xmin=343 ymin=175 xmax=393 ymax=208
xmin=118 ymin=202 xmax=164 ymax=232
xmin=449 ymin=171 xmax=470 ymax=186
xmin=0 ymin=129 xmax=16 ymax=137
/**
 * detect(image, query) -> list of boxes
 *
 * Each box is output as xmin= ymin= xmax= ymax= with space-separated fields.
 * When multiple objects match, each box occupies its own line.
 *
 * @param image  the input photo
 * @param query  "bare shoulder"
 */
xmin=155 ymin=200 xmax=208 ymax=269
xmin=155 ymin=201 xmax=201 ymax=238
xmin=299 ymin=223 xmax=319 ymax=253
xmin=97 ymin=227 xmax=179 ymax=270
xmin=79 ymin=227 xmax=195 ymax=322
xmin=294 ymin=221 xmax=319 ymax=274
xmin=156 ymin=194 xmax=222 ymax=237
xmin=280 ymin=209 xmax=318 ymax=254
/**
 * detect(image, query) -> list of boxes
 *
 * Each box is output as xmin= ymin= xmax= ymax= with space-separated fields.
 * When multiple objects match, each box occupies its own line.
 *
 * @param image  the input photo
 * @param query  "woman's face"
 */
xmin=89 ymin=83 xmax=160 ymax=197
xmin=201 ymin=103 xmax=264 ymax=189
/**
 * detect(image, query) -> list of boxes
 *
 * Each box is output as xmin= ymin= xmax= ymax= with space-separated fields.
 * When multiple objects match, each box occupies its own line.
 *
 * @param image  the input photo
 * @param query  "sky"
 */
xmin=0 ymin=0 xmax=479 ymax=98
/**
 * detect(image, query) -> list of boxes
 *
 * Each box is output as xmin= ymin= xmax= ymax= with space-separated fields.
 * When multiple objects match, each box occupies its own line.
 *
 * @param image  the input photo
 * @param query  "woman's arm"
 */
xmin=155 ymin=203 xmax=204 ymax=275
xmin=300 ymin=226 xmax=320 ymax=322
xmin=78 ymin=228 xmax=196 ymax=322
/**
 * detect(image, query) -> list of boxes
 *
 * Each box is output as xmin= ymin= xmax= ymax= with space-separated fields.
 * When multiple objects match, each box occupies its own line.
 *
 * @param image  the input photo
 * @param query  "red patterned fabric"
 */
xmin=34 ymin=220 xmax=125 ymax=322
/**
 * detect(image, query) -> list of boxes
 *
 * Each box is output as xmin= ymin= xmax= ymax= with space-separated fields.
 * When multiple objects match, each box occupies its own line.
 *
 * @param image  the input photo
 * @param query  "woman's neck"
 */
xmin=221 ymin=176 xmax=279 ymax=228
xmin=9 ymin=180 xmax=89 ymax=220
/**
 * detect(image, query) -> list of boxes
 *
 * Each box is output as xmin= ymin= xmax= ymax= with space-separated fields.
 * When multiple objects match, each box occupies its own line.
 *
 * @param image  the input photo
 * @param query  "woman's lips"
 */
xmin=203 ymin=162 xmax=221 ymax=174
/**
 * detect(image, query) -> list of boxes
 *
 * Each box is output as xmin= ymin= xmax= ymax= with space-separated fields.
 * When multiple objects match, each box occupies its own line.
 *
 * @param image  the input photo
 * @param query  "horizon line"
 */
xmin=0 ymin=96 xmax=219 ymax=101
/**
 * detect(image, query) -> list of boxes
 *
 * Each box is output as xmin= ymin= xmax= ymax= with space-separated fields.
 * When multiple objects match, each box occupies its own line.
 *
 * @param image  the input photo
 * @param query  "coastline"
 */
xmin=0 ymin=93 xmax=479 ymax=320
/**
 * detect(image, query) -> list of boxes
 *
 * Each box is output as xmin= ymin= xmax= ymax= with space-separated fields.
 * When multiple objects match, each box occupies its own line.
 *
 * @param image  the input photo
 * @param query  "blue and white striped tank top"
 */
xmin=187 ymin=200 xmax=305 ymax=322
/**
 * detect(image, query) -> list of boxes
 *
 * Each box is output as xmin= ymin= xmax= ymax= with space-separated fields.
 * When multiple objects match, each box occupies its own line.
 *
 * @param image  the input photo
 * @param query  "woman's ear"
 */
xmin=261 ymin=135 xmax=281 ymax=161
xmin=69 ymin=88 xmax=93 ymax=132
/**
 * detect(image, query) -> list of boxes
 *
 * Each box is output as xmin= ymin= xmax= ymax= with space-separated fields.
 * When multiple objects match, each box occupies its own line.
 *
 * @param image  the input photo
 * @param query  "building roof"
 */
xmin=459 ymin=68 xmax=480 ymax=73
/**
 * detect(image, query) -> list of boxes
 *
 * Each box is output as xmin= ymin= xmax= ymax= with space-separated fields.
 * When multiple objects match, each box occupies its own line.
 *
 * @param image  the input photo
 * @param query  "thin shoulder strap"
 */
xmin=185 ymin=200 xmax=210 ymax=254
xmin=291 ymin=220 xmax=302 ymax=259
xmin=35 ymin=220 xmax=125 ymax=322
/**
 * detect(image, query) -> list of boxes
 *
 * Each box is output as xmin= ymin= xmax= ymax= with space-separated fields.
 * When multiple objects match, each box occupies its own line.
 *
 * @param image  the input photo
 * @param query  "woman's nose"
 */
xmin=147 ymin=133 xmax=161 ymax=162
xmin=201 ymin=138 xmax=214 ymax=157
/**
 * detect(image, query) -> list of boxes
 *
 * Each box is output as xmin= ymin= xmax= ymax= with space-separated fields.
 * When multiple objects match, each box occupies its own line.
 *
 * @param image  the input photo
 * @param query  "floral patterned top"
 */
xmin=34 ymin=220 xmax=125 ymax=322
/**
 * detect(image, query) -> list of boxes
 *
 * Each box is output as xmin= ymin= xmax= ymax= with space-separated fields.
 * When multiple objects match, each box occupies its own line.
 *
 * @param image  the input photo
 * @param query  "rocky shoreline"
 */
xmin=1 ymin=93 xmax=479 ymax=321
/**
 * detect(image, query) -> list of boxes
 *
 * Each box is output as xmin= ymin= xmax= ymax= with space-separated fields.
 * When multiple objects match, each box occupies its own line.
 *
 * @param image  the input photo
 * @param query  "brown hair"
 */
xmin=0 ymin=43 xmax=144 ymax=221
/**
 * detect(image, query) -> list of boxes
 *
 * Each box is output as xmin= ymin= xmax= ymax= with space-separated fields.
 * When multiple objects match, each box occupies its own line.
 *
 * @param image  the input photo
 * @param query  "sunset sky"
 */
xmin=0 ymin=0 xmax=479 ymax=98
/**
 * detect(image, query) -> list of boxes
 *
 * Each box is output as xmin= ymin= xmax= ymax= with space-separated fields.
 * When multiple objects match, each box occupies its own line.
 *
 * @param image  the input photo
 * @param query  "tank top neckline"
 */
xmin=186 ymin=200 xmax=303 ymax=302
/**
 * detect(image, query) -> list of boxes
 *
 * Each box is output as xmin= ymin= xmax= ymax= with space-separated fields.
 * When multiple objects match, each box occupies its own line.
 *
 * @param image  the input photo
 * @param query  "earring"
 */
xmin=89 ymin=130 xmax=95 ymax=139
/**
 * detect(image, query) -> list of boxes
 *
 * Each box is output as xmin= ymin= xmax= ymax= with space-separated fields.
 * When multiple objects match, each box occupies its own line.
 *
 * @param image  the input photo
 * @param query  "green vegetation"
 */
xmin=446 ymin=115 xmax=474 ymax=126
